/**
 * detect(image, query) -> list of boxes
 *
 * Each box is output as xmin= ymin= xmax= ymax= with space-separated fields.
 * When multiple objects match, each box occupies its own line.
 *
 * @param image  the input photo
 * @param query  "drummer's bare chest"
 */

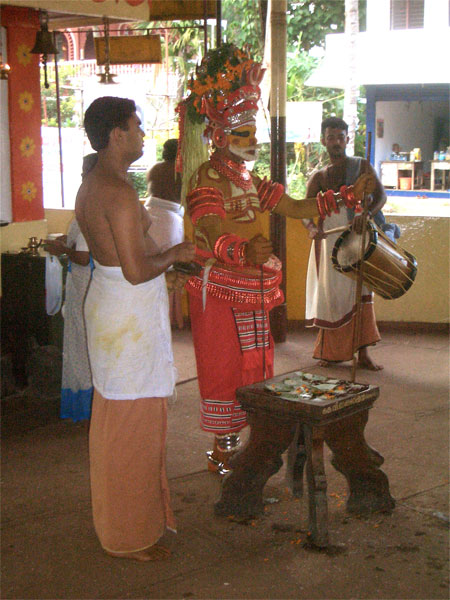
xmin=320 ymin=164 xmax=347 ymax=192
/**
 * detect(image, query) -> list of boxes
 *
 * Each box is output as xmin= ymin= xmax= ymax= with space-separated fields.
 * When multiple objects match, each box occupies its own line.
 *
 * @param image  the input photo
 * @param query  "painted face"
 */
xmin=322 ymin=127 xmax=348 ymax=160
xmin=228 ymin=124 xmax=258 ymax=162
xmin=123 ymin=112 xmax=145 ymax=162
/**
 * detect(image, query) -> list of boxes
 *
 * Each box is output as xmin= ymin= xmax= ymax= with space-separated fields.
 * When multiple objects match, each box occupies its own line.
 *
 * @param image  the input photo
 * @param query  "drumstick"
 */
xmin=323 ymin=225 xmax=349 ymax=236
xmin=351 ymin=133 xmax=372 ymax=382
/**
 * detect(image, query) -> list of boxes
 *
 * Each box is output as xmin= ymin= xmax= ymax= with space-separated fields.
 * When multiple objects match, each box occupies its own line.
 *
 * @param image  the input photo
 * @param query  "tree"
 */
xmin=286 ymin=1 xmax=345 ymax=51
xmin=343 ymin=0 xmax=359 ymax=156
xmin=222 ymin=0 xmax=264 ymax=60
xmin=40 ymin=64 xmax=77 ymax=128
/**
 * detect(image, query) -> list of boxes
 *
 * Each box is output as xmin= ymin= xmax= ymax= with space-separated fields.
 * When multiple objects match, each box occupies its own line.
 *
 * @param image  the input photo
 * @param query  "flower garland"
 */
xmin=185 ymin=43 xmax=258 ymax=125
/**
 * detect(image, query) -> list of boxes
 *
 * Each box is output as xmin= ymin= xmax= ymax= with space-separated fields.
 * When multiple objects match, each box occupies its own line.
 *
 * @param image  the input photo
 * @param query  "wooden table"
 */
xmin=215 ymin=372 xmax=395 ymax=547
xmin=380 ymin=160 xmax=423 ymax=190
xmin=1 ymin=252 xmax=66 ymax=387
xmin=430 ymin=160 xmax=450 ymax=191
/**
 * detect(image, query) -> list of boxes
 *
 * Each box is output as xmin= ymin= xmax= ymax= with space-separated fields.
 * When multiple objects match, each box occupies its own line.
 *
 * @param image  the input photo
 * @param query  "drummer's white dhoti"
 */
xmin=84 ymin=263 xmax=176 ymax=552
xmin=305 ymin=210 xmax=380 ymax=362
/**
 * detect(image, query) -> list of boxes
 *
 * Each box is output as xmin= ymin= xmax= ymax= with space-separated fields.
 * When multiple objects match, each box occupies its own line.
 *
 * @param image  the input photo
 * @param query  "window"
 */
xmin=390 ymin=0 xmax=424 ymax=29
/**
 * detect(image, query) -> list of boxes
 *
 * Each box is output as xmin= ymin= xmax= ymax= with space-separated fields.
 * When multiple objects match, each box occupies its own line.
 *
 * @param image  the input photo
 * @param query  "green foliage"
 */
xmin=287 ymin=1 xmax=366 ymax=51
xmin=128 ymin=172 xmax=147 ymax=198
xmin=43 ymin=96 xmax=77 ymax=128
xmin=287 ymin=1 xmax=345 ymax=51
xmin=222 ymin=0 xmax=263 ymax=61
xmin=40 ymin=64 xmax=78 ymax=127
xmin=252 ymin=143 xmax=271 ymax=180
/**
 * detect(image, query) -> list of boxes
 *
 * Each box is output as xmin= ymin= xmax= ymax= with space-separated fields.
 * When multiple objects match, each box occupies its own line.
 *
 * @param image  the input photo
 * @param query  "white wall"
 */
xmin=367 ymin=0 xmax=449 ymax=32
xmin=425 ymin=0 xmax=449 ymax=29
xmin=366 ymin=0 xmax=390 ymax=32
xmin=374 ymin=99 xmax=449 ymax=174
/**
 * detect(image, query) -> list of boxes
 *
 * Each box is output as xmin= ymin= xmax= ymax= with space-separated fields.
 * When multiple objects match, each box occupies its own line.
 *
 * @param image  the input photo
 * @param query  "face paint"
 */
xmin=228 ymin=124 xmax=258 ymax=162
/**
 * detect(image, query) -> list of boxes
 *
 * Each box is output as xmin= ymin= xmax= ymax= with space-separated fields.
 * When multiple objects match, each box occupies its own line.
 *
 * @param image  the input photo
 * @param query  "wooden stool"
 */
xmin=214 ymin=372 xmax=395 ymax=547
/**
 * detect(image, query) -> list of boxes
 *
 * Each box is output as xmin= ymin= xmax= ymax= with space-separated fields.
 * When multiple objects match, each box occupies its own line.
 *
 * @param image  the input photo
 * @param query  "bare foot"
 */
xmin=318 ymin=360 xmax=332 ymax=368
xmin=106 ymin=544 xmax=171 ymax=562
xmin=357 ymin=358 xmax=383 ymax=371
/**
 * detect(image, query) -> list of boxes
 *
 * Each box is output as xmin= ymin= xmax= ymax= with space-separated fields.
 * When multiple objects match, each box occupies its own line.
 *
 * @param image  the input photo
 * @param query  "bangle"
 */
xmin=258 ymin=178 xmax=285 ymax=212
xmin=339 ymin=185 xmax=357 ymax=208
xmin=316 ymin=189 xmax=339 ymax=219
xmin=213 ymin=233 xmax=249 ymax=266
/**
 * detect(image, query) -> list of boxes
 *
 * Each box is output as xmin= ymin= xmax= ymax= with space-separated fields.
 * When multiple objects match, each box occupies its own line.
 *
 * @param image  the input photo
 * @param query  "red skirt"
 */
xmin=189 ymin=294 xmax=274 ymax=434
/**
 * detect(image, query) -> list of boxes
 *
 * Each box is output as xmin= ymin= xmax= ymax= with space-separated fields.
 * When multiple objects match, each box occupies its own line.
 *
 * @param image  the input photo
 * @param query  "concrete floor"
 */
xmin=1 ymin=325 xmax=449 ymax=600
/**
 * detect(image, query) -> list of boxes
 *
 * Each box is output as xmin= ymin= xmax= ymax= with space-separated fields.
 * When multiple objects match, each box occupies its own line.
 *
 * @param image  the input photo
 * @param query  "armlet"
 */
xmin=186 ymin=186 xmax=226 ymax=225
xmin=257 ymin=177 xmax=285 ymax=212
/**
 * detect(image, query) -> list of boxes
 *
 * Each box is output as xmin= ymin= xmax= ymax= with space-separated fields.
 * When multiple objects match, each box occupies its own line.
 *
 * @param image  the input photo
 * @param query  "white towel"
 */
xmin=84 ymin=262 xmax=176 ymax=400
xmin=145 ymin=196 xmax=185 ymax=252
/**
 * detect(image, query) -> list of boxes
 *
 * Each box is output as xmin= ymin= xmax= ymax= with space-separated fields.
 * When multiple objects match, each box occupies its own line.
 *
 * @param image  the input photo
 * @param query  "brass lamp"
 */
xmin=31 ymin=10 xmax=58 ymax=89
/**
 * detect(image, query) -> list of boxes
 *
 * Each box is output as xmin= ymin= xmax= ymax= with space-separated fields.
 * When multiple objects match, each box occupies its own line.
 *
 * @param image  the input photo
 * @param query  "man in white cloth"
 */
xmin=43 ymin=154 xmax=98 ymax=422
xmin=75 ymin=96 xmax=195 ymax=562
xmin=145 ymin=138 xmax=185 ymax=328
xmin=303 ymin=117 xmax=386 ymax=370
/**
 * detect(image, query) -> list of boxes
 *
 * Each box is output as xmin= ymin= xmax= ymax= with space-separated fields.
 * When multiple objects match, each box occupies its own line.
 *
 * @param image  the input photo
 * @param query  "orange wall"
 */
xmin=2 ymin=5 xmax=44 ymax=222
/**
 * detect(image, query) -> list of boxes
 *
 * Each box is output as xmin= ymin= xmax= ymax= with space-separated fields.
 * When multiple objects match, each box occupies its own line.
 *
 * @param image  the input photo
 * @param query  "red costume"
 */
xmin=177 ymin=44 xmax=363 ymax=472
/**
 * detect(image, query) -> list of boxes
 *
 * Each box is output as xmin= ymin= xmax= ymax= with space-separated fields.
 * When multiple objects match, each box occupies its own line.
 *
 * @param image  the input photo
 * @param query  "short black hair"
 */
xmin=321 ymin=117 xmax=348 ymax=136
xmin=84 ymin=96 xmax=136 ymax=151
xmin=162 ymin=138 xmax=178 ymax=161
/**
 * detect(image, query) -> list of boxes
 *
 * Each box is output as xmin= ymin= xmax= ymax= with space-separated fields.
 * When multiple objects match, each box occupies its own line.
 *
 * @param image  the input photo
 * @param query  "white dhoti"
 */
xmin=305 ymin=211 xmax=379 ymax=362
xmin=145 ymin=196 xmax=185 ymax=329
xmin=84 ymin=263 xmax=177 ymax=552
xmin=305 ymin=210 xmax=373 ymax=329
xmin=85 ymin=262 xmax=176 ymax=399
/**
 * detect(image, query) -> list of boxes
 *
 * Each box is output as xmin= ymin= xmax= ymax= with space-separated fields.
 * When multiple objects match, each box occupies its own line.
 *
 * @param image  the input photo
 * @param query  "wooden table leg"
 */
xmin=431 ymin=166 xmax=435 ymax=191
xmin=214 ymin=411 xmax=295 ymax=518
xmin=324 ymin=410 xmax=395 ymax=515
xmin=304 ymin=424 xmax=329 ymax=547
xmin=285 ymin=424 xmax=307 ymax=498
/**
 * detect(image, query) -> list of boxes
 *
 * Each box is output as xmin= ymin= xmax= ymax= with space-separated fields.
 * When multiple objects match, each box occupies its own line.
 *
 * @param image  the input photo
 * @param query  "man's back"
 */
xmin=75 ymin=168 xmax=155 ymax=268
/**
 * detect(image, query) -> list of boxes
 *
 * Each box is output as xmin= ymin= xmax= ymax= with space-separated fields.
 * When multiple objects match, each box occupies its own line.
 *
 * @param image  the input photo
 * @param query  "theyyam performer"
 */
xmin=177 ymin=44 xmax=375 ymax=474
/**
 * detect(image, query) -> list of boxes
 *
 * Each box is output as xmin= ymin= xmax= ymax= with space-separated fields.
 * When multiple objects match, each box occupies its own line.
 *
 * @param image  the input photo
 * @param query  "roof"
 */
xmin=1 ymin=0 xmax=216 ymax=28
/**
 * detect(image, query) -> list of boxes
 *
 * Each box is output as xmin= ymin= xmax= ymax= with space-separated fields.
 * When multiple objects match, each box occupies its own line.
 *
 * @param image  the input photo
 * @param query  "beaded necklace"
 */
xmin=210 ymin=151 xmax=253 ymax=191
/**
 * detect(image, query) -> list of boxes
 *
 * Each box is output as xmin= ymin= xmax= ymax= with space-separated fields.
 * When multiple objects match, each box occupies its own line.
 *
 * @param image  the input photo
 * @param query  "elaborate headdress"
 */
xmin=176 ymin=44 xmax=265 ymax=202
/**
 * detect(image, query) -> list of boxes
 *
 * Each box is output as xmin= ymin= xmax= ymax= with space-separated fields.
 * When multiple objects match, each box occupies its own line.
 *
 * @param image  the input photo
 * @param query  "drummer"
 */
xmin=302 ymin=117 xmax=386 ymax=370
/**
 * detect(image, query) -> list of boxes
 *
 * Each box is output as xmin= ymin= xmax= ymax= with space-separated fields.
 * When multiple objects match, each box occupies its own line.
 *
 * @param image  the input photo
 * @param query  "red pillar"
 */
xmin=2 ymin=5 xmax=44 ymax=222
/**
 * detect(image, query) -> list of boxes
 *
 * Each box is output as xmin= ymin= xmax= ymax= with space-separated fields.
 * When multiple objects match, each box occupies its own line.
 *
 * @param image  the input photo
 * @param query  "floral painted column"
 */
xmin=2 ymin=6 xmax=44 ymax=222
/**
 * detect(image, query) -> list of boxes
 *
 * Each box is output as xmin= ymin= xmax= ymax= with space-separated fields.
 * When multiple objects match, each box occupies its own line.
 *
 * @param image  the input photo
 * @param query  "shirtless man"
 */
xmin=146 ymin=138 xmax=182 ymax=203
xmin=75 ymin=96 xmax=194 ymax=562
xmin=304 ymin=117 xmax=385 ymax=370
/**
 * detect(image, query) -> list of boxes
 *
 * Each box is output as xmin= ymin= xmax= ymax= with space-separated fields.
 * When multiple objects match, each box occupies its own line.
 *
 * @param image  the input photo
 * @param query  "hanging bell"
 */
xmin=30 ymin=27 xmax=58 ymax=56
xmin=30 ymin=11 xmax=58 ymax=89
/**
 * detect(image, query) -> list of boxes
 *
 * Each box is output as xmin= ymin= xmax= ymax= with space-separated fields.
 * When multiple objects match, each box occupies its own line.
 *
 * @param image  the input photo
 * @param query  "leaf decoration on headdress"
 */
xmin=184 ymin=43 xmax=263 ymax=125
